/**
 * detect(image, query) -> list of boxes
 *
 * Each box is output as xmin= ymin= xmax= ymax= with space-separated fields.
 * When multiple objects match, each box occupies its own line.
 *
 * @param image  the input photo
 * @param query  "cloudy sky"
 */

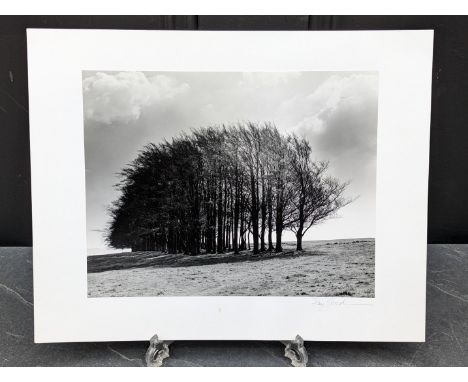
xmin=83 ymin=71 xmax=378 ymax=253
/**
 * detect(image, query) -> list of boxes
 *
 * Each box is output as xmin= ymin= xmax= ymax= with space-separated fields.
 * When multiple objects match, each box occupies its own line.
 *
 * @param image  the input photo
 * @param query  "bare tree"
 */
xmin=287 ymin=135 xmax=352 ymax=250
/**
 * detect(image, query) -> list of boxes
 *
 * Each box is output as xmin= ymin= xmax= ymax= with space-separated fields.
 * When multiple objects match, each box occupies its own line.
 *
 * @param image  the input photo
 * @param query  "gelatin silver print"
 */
xmin=84 ymin=71 xmax=378 ymax=297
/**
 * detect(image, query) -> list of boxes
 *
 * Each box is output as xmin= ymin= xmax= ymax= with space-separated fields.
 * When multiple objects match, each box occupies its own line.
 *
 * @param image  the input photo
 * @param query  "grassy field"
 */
xmin=87 ymin=238 xmax=374 ymax=297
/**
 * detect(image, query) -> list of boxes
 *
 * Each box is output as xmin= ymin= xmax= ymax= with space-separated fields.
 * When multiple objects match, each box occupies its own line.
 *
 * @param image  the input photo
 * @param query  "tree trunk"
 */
xmin=233 ymin=174 xmax=239 ymax=253
xmin=260 ymin=177 xmax=267 ymax=252
xmin=211 ymin=181 xmax=217 ymax=253
xmin=250 ymin=171 xmax=259 ymax=254
xmin=217 ymin=175 xmax=224 ymax=253
xmin=239 ymin=193 xmax=245 ymax=251
xmin=267 ymin=185 xmax=273 ymax=251
xmin=296 ymin=203 xmax=304 ymax=251
xmin=204 ymin=180 xmax=211 ymax=253
xmin=275 ymin=184 xmax=283 ymax=253
xmin=296 ymin=231 xmax=303 ymax=251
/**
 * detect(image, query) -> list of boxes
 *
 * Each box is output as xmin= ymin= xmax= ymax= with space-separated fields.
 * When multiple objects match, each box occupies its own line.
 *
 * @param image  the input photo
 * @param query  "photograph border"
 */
xmin=83 ymin=69 xmax=378 ymax=299
xmin=27 ymin=29 xmax=433 ymax=342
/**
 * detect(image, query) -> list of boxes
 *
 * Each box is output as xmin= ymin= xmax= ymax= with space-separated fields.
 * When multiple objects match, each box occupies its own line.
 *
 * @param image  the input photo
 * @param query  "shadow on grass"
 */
xmin=87 ymin=246 xmax=325 ymax=274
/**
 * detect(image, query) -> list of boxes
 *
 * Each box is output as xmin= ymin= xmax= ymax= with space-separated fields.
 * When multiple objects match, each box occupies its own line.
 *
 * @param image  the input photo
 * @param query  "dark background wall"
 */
xmin=0 ymin=15 xmax=467 ymax=246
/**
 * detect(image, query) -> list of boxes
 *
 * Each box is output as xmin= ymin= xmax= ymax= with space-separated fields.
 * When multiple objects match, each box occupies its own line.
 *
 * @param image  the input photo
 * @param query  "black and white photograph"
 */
xmin=26 ymin=28 xmax=433 ymax=346
xmin=84 ymin=71 xmax=378 ymax=298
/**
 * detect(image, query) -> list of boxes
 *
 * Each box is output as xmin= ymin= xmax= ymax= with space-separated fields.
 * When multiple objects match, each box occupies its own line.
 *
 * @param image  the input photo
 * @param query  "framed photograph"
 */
xmin=27 ymin=29 xmax=433 ymax=343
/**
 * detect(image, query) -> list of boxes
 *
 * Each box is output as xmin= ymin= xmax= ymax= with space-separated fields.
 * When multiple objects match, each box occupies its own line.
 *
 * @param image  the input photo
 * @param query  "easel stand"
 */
xmin=145 ymin=334 xmax=308 ymax=367
xmin=145 ymin=335 xmax=172 ymax=367
xmin=282 ymin=335 xmax=309 ymax=367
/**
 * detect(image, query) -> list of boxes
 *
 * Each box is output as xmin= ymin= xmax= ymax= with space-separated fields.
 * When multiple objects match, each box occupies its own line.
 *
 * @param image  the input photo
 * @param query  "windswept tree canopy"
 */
xmin=106 ymin=122 xmax=351 ymax=254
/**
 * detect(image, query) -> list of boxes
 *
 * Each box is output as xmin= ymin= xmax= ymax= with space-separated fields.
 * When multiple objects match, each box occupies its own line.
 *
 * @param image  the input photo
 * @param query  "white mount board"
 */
xmin=27 ymin=29 xmax=433 ymax=343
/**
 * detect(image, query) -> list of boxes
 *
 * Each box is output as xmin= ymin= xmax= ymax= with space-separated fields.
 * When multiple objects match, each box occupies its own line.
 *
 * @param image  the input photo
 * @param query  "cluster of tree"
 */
xmin=106 ymin=122 xmax=351 ymax=255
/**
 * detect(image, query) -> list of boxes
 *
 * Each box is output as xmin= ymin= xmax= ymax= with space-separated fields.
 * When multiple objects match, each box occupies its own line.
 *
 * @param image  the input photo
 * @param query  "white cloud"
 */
xmin=291 ymin=74 xmax=377 ymax=130
xmin=295 ymin=114 xmax=326 ymax=134
xmin=284 ymin=73 xmax=378 ymax=159
xmin=83 ymin=71 xmax=189 ymax=125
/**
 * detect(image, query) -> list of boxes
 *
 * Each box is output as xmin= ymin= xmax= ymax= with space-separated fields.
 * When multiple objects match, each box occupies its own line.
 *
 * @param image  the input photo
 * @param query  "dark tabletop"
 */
xmin=0 ymin=245 xmax=467 ymax=367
